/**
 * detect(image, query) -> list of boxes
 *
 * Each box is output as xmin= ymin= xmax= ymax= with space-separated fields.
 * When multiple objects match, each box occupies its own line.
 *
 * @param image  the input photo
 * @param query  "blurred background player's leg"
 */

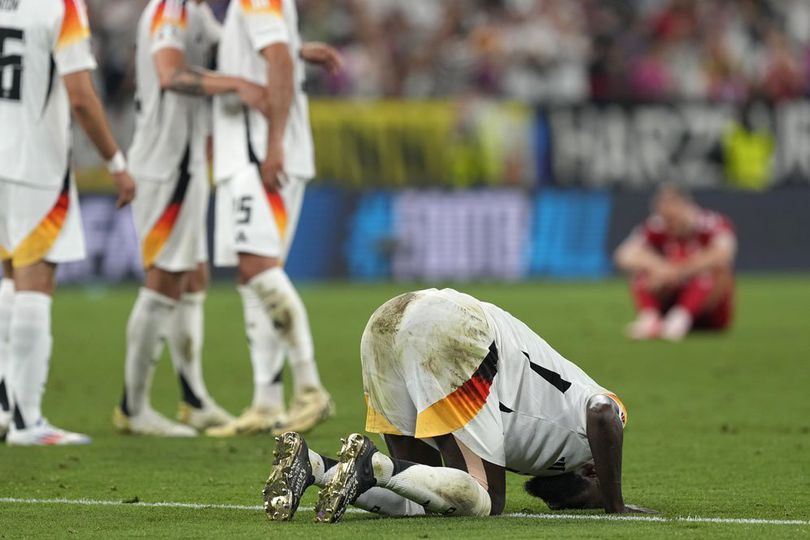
xmin=0 ymin=265 xmax=14 ymax=438
xmin=626 ymin=274 xmax=664 ymax=340
xmin=206 ymin=285 xmax=286 ymax=437
xmin=116 ymin=270 xmax=195 ymax=437
xmin=661 ymin=268 xmax=735 ymax=341
xmin=168 ymin=263 xmax=234 ymax=430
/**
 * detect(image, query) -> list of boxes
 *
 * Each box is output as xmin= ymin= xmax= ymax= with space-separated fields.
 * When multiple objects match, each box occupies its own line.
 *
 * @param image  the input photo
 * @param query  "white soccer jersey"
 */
xmin=0 ymin=0 xmax=97 ymax=189
xmin=212 ymin=0 xmax=315 ymax=183
xmin=362 ymin=288 xmax=627 ymax=477
xmin=128 ymin=0 xmax=219 ymax=182
xmin=481 ymin=300 xmax=621 ymax=476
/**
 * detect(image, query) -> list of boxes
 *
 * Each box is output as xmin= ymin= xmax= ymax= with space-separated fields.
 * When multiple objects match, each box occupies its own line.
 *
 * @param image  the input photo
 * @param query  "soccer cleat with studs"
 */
xmin=262 ymin=431 xmax=314 ymax=521
xmin=314 ymin=433 xmax=378 ymax=523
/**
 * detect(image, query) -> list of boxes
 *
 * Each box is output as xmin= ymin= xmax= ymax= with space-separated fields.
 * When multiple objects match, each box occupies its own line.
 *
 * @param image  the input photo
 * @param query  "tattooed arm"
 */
xmin=153 ymin=48 xmax=267 ymax=111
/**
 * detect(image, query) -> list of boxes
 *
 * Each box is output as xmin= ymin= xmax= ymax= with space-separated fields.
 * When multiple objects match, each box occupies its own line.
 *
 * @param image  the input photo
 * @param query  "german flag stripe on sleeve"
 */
xmin=241 ymin=0 xmax=282 ymax=17
xmin=151 ymin=0 xmax=188 ymax=36
xmin=415 ymin=342 xmax=499 ymax=438
xmin=12 ymin=173 xmax=71 ymax=268
xmin=56 ymin=0 xmax=91 ymax=50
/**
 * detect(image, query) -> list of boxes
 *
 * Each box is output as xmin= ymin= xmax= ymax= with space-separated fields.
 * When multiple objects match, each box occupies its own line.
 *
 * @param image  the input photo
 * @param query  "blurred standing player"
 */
xmin=114 ymin=0 xmax=271 ymax=437
xmin=0 ymin=0 xmax=135 ymax=444
xmin=207 ymin=0 xmax=342 ymax=436
xmin=614 ymin=184 xmax=736 ymax=341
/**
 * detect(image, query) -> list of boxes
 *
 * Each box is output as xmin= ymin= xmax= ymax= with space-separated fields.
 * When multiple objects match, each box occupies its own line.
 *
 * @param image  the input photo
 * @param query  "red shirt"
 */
xmin=637 ymin=210 xmax=735 ymax=263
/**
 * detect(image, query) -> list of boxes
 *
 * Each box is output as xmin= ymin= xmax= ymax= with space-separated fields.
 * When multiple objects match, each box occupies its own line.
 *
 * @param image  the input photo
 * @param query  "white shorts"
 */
xmin=132 ymin=161 xmax=209 ymax=273
xmin=214 ymin=166 xmax=306 ymax=267
xmin=361 ymin=290 xmax=497 ymax=442
xmin=0 ymin=174 xmax=85 ymax=267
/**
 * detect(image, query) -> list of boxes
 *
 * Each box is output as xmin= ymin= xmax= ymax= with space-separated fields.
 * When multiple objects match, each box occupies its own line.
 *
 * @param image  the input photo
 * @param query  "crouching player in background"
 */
xmin=114 ymin=0 xmax=270 ymax=437
xmin=614 ymin=184 xmax=737 ymax=342
xmin=261 ymin=289 xmax=654 ymax=522
xmin=0 ymin=0 xmax=135 ymax=444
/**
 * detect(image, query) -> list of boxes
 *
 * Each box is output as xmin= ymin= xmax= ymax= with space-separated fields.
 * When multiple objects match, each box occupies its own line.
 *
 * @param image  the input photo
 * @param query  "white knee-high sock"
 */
xmin=7 ymin=292 xmax=52 ymax=429
xmin=371 ymin=453 xmax=491 ymax=516
xmin=248 ymin=268 xmax=321 ymax=392
xmin=238 ymin=286 xmax=285 ymax=410
xmin=167 ymin=292 xmax=210 ymax=407
xmin=124 ymin=288 xmax=177 ymax=416
xmin=0 ymin=278 xmax=14 ymax=414
xmin=308 ymin=449 xmax=426 ymax=517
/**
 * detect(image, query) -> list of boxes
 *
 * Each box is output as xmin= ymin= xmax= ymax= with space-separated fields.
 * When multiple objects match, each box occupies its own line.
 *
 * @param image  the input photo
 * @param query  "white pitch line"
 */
xmin=1 ymin=497 xmax=808 ymax=527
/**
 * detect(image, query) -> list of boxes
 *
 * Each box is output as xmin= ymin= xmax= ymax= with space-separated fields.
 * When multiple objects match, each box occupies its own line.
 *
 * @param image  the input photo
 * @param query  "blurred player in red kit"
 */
xmin=614 ymin=184 xmax=736 ymax=341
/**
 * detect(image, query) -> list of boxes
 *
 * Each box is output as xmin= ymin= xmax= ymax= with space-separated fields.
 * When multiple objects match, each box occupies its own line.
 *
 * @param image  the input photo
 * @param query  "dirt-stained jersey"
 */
xmin=212 ymin=0 xmax=315 ymax=183
xmin=362 ymin=288 xmax=627 ymax=477
xmin=129 ymin=0 xmax=219 ymax=182
xmin=0 ymin=0 xmax=96 ymax=188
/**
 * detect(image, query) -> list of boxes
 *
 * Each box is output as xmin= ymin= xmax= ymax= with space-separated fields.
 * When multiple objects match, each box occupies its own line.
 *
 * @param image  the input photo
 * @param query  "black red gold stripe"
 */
xmin=415 ymin=342 xmax=499 ymax=438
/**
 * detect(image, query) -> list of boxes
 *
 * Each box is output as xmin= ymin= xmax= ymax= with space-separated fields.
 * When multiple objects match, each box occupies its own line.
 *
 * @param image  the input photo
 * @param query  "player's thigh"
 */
xmin=214 ymin=166 xmax=283 ymax=265
xmin=133 ymin=172 xmax=202 ymax=274
xmin=383 ymin=434 xmax=442 ymax=467
xmin=278 ymin=176 xmax=307 ymax=260
xmin=5 ymin=177 xmax=85 ymax=270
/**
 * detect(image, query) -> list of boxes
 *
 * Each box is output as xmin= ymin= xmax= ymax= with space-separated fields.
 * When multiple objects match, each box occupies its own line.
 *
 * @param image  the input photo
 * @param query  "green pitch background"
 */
xmin=1 ymin=277 xmax=809 ymax=538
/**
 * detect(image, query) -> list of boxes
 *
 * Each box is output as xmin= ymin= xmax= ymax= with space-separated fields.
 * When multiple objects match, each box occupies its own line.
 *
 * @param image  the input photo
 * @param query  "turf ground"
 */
xmin=1 ymin=276 xmax=809 ymax=538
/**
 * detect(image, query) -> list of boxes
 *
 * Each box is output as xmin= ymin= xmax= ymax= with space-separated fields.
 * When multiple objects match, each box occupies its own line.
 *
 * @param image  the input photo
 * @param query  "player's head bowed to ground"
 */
xmin=260 ymin=289 xmax=655 ymax=522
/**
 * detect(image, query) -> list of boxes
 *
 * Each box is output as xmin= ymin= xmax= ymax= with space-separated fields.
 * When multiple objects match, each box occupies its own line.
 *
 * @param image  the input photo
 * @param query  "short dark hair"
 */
xmin=524 ymin=473 xmax=590 ymax=509
xmin=655 ymin=182 xmax=693 ymax=204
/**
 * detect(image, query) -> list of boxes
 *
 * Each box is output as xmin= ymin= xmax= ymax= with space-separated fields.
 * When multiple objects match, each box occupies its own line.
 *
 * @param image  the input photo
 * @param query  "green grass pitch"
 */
xmin=1 ymin=276 xmax=809 ymax=538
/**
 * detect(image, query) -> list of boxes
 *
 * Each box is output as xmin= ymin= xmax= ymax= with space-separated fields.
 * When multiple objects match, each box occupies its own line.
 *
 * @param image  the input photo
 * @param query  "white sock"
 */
xmin=7 ymin=292 xmax=52 ymax=429
xmin=0 ymin=278 xmax=14 ymax=413
xmin=238 ymin=285 xmax=285 ymax=410
xmin=308 ymin=449 xmax=424 ymax=516
xmin=371 ymin=453 xmax=491 ymax=516
xmin=124 ymin=288 xmax=177 ymax=416
xmin=247 ymin=268 xmax=321 ymax=393
xmin=662 ymin=306 xmax=693 ymax=341
xmin=167 ymin=292 xmax=210 ymax=407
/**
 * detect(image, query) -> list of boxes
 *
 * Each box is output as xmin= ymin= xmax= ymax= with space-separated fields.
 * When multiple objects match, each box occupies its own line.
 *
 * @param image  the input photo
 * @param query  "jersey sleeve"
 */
xmin=150 ymin=0 xmax=189 ymax=54
xmin=53 ymin=0 xmax=97 ymax=76
xmin=240 ymin=0 xmax=289 ymax=52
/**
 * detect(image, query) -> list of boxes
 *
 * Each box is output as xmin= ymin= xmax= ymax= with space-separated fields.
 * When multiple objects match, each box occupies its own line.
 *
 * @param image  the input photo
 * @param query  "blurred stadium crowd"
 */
xmin=88 ymin=0 xmax=810 ymax=104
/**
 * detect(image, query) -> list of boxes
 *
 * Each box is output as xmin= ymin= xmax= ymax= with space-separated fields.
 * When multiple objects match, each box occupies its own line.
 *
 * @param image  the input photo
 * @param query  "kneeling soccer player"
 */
xmin=261 ymin=289 xmax=654 ymax=521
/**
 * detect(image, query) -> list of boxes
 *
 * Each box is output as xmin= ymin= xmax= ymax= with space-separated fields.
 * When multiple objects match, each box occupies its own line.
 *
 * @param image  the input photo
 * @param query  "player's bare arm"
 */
xmin=153 ymin=48 xmax=267 ymax=113
xmin=300 ymin=42 xmax=343 ymax=74
xmin=585 ymin=395 xmax=632 ymax=513
xmin=62 ymin=70 xmax=135 ymax=209
xmin=676 ymin=233 xmax=737 ymax=280
xmin=259 ymin=43 xmax=294 ymax=192
xmin=614 ymin=236 xmax=668 ymax=276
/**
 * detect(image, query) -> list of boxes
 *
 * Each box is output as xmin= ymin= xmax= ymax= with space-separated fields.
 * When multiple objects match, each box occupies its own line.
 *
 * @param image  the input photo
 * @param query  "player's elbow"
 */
xmin=68 ymin=89 xmax=94 ymax=117
xmin=586 ymin=397 xmax=618 ymax=427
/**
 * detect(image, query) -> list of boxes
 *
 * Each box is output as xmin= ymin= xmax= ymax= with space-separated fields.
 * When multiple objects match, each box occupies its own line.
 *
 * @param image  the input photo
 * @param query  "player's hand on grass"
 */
xmin=260 ymin=139 xmax=286 ymax=192
xmin=112 ymin=171 xmax=136 ymax=209
xmin=237 ymin=81 xmax=270 ymax=117
xmin=300 ymin=42 xmax=343 ymax=74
